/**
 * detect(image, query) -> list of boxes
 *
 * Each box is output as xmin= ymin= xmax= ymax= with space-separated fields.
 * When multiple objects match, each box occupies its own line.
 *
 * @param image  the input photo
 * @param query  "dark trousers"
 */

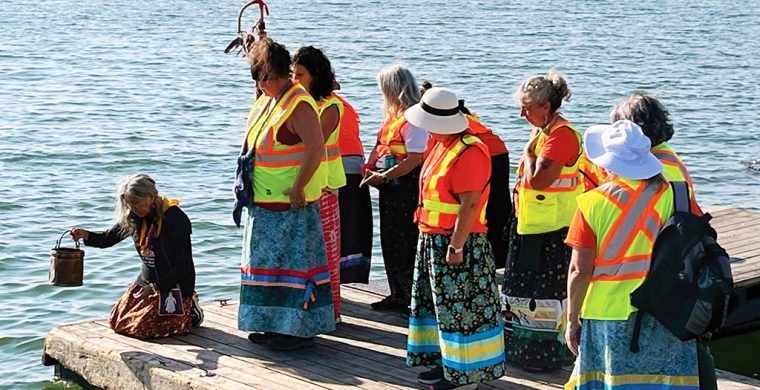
xmin=486 ymin=153 xmax=511 ymax=269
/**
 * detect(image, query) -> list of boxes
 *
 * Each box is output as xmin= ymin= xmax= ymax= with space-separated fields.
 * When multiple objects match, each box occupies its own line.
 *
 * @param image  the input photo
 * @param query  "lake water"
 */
xmin=1 ymin=0 xmax=759 ymax=387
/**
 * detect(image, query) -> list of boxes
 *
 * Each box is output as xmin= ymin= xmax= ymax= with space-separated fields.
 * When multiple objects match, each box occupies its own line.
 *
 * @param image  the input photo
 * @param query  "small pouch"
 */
xmin=158 ymin=285 xmax=184 ymax=316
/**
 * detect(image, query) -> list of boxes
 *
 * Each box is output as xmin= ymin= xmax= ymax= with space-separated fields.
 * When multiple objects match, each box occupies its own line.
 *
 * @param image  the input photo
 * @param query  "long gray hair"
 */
xmin=610 ymin=92 xmax=674 ymax=147
xmin=114 ymin=173 xmax=163 ymax=237
xmin=377 ymin=64 xmax=420 ymax=114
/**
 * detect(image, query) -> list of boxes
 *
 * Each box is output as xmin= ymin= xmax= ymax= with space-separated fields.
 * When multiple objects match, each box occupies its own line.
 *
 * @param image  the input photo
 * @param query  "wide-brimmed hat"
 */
xmin=404 ymin=87 xmax=468 ymax=135
xmin=584 ymin=119 xmax=663 ymax=180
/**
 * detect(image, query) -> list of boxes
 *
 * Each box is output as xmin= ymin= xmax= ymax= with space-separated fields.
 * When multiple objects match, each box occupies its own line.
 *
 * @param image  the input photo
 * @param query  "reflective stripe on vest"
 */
xmin=247 ymin=83 xmax=325 ymax=204
xmin=515 ymin=115 xmax=584 ymax=234
xmin=376 ymin=113 xmax=408 ymax=159
xmin=417 ymin=134 xmax=489 ymax=231
xmin=319 ymin=94 xmax=347 ymax=189
xmin=576 ymin=178 xmax=673 ymax=320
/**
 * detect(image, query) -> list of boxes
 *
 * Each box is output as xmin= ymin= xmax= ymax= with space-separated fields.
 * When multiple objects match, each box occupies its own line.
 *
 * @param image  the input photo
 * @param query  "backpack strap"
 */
xmin=670 ymin=181 xmax=691 ymax=213
xmin=629 ymin=310 xmax=644 ymax=353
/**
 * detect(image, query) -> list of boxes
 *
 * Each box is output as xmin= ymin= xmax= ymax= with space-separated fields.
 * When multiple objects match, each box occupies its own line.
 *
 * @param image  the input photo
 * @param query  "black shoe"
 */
xmin=247 ymin=332 xmax=273 ymax=345
xmin=370 ymin=296 xmax=406 ymax=311
xmin=433 ymin=379 xmax=477 ymax=390
xmin=417 ymin=366 xmax=444 ymax=385
xmin=269 ymin=334 xmax=315 ymax=351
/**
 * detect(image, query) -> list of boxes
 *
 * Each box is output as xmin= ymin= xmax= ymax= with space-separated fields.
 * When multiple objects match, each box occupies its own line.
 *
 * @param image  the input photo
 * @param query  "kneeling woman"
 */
xmin=404 ymin=88 xmax=505 ymax=389
xmin=70 ymin=173 xmax=197 ymax=340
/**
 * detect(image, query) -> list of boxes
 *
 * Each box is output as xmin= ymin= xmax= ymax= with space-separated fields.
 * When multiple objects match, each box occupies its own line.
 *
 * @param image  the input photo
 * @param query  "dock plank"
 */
xmin=41 ymin=207 xmax=760 ymax=390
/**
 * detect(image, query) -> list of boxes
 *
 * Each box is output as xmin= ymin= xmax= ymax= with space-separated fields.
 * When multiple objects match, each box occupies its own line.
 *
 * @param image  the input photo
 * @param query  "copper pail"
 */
xmin=49 ymin=230 xmax=84 ymax=287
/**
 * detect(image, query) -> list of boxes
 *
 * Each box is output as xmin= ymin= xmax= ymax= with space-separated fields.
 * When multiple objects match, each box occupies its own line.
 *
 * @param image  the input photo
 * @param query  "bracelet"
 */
xmin=380 ymin=172 xmax=389 ymax=183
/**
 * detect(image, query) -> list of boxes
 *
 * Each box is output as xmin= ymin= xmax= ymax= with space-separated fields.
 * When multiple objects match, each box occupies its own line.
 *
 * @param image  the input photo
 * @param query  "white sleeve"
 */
xmin=399 ymin=123 xmax=430 ymax=154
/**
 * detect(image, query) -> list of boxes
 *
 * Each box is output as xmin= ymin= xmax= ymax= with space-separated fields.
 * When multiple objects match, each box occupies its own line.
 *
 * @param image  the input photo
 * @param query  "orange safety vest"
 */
xmin=246 ymin=82 xmax=325 ymax=205
xmin=375 ymin=111 xmax=409 ymax=160
xmin=576 ymin=178 xmax=673 ymax=320
xmin=466 ymin=115 xmax=508 ymax=156
xmin=515 ymin=114 xmax=583 ymax=235
xmin=415 ymin=134 xmax=490 ymax=234
xmin=318 ymin=93 xmax=346 ymax=189
xmin=334 ymin=94 xmax=364 ymax=157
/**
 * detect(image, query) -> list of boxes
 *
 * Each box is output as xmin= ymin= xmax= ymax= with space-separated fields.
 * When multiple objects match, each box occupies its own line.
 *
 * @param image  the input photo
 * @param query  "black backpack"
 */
xmin=629 ymin=181 xmax=737 ymax=352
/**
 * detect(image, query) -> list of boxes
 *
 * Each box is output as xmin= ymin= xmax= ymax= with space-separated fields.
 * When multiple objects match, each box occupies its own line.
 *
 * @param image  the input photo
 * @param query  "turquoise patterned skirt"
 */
xmin=407 ymin=232 xmax=505 ymax=385
xmin=238 ymin=204 xmax=336 ymax=337
xmin=566 ymin=313 xmax=699 ymax=389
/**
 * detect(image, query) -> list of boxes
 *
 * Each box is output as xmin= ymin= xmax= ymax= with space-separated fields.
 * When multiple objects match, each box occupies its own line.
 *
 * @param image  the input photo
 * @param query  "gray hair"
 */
xmin=377 ymin=64 xmax=420 ymax=113
xmin=114 ymin=173 xmax=163 ymax=237
xmin=515 ymin=69 xmax=571 ymax=112
xmin=610 ymin=92 xmax=674 ymax=147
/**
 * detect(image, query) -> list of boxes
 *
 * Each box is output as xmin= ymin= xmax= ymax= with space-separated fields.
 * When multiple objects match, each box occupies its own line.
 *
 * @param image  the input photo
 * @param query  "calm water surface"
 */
xmin=1 ymin=0 xmax=759 ymax=387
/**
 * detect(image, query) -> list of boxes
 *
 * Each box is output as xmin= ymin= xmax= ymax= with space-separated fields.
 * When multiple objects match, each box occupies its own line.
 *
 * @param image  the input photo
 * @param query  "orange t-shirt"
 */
xmin=564 ymin=209 xmax=597 ymax=249
xmin=539 ymin=126 xmax=580 ymax=166
xmin=419 ymin=146 xmax=491 ymax=234
xmin=477 ymin=131 xmax=509 ymax=156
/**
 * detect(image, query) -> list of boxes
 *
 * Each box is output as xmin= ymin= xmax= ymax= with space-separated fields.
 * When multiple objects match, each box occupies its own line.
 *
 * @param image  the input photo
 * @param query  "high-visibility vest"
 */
xmin=466 ymin=115 xmax=508 ymax=156
xmin=578 ymin=150 xmax=607 ymax=191
xmin=576 ymin=178 xmax=673 ymax=320
xmin=334 ymin=94 xmax=364 ymax=157
xmin=246 ymin=83 xmax=326 ymax=205
xmin=515 ymin=115 xmax=583 ymax=235
xmin=319 ymin=93 xmax=346 ymax=189
xmin=375 ymin=111 xmax=409 ymax=160
xmin=651 ymin=142 xmax=702 ymax=214
xmin=415 ymin=134 xmax=490 ymax=233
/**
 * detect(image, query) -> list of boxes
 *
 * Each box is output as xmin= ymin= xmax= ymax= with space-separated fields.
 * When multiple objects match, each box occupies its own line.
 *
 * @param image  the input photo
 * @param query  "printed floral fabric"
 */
xmin=566 ymin=313 xmax=699 ymax=389
xmin=407 ymin=233 xmax=505 ymax=385
xmin=501 ymin=219 xmax=574 ymax=370
xmin=109 ymin=283 xmax=192 ymax=340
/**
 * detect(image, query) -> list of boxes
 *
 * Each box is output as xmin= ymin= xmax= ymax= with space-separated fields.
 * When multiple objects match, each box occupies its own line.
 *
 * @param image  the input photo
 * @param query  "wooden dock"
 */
xmin=42 ymin=207 xmax=760 ymax=389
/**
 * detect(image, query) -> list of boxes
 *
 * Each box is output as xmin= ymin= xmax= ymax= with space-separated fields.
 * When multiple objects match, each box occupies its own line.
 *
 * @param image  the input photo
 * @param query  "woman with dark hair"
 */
xmin=293 ymin=47 xmax=373 ymax=301
xmin=361 ymin=64 xmax=430 ymax=313
xmin=235 ymin=39 xmax=334 ymax=351
xmin=502 ymin=70 xmax=581 ymax=371
xmin=70 ymin=173 xmax=199 ymax=339
xmin=610 ymin=92 xmax=703 ymax=215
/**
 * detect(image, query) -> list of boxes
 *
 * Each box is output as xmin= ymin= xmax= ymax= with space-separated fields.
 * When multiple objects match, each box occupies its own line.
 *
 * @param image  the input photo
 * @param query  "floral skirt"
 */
xmin=407 ymin=233 xmax=505 ymax=385
xmin=501 ymin=219 xmax=573 ymax=370
xmin=109 ymin=283 xmax=192 ymax=340
xmin=565 ymin=313 xmax=699 ymax=389
xmin=239 ymin=204 xmax=335 ymax=337
xmin=320 ymin=190 xmax=341 ymax=317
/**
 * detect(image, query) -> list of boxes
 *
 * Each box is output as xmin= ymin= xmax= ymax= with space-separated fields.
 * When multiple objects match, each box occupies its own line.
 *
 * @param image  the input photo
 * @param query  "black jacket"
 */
xmin=84 ymin=206 xmax=195 ymax=297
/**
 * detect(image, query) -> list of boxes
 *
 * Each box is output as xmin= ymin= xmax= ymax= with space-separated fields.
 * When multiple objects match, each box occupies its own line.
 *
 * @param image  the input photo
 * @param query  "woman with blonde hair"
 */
xmin=502 ymin=70 xmax=580 ymax=371
xmin=361 ymin=64 xmax=430 ymax=312
xmin=70 ymin=173 xmax=199 ymax=339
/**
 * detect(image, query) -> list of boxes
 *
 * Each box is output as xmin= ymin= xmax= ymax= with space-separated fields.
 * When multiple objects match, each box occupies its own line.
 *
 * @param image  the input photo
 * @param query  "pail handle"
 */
xmin=56 ymin=229 xmax=80 ymax=250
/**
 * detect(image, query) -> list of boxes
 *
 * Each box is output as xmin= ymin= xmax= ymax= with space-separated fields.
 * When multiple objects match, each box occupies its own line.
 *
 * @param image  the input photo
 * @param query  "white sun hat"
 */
xmin=404 ymin=87 xmax=469 ymax=135
xmin=584 ymin=119 xmax=663 ymax=180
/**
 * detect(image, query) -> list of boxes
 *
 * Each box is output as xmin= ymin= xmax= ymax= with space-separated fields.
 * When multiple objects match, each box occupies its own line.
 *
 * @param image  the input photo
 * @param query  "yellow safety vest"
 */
xmin=515 ymin=116 xmax=583 ymax=235
xmin=576 ymin=178 xmax=673 ymax=320
xmin=246 ymin=83 xmax=325 ymax=205
xmin=319 ymin=94 xmax=346 ymax=190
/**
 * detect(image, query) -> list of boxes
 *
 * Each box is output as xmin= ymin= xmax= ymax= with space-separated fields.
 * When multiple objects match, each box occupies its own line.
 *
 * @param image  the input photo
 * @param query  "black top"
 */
xmin=84 ymin=206 xmax=196 ymax=297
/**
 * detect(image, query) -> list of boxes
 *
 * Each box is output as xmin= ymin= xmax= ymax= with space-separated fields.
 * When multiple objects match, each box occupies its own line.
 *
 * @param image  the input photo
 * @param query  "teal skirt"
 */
xmin=238 ymin=204 xmax=335 ymax=337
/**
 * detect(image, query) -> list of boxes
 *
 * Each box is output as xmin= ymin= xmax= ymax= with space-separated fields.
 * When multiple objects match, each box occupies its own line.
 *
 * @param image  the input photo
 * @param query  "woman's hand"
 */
xmin=284 ymin=186 xmax=307 ymax=208
xmin=359 ymin=170 xmax=386 ymax=188
xmin=446 ymin=249 xmax=464 ymax=266
xmin=132 ymin=283 xmax=157 ymax=299
xmin=70 ymin=228 xmax=89 ymax=241
xmin=523 ymin=128 xmax=541 ymax=157
xmin=565 ymin=319 xmax=582 ymax=356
